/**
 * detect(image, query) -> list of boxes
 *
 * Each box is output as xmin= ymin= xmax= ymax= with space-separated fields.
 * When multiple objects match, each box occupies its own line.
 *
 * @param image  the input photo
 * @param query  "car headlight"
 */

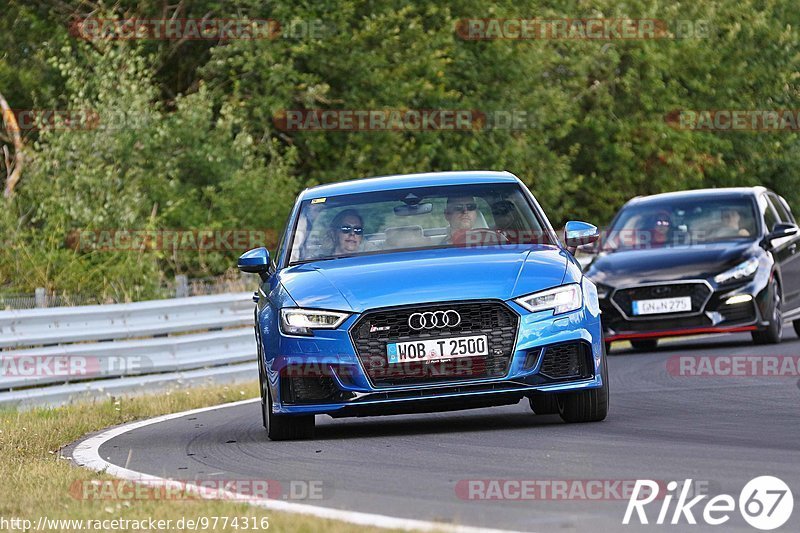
xmin=713 ymin=257 xmax=759 ymax=285
xmin=280 ymin=308 xmax=350 ymax=336
xmin=514 ymin=284 xmax=583 ymax=315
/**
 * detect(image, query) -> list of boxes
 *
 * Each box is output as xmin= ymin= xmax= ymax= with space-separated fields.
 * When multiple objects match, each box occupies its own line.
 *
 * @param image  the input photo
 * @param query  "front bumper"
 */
xmin=262 ymin=298 xmax=605 ymax=416
xmin=599 ymin=277 xmax=770 ymax=342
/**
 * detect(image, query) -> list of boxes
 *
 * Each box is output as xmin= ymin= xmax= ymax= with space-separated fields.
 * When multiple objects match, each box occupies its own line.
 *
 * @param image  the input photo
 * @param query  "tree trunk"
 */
xmin=0 ymin=89 xmax=24 ymax=198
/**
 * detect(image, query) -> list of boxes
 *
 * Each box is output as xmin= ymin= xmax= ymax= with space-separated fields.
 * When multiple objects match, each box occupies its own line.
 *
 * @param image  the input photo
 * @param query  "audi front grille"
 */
xmin=350 ymin=300 xmax=519 ymax=388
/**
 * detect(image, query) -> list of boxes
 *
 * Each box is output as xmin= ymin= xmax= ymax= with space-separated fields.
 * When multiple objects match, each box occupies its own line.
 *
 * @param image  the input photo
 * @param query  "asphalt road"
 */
xmin=72 ymin=329 xmax=800 ymax=532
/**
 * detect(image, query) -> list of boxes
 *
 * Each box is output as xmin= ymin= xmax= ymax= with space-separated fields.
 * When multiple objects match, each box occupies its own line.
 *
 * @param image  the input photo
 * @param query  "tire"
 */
xmin=262 ymin=387 xmax=316 ymax=441
xmin=256 ymin=327 xmax=269 ymax=429
xmin=257 ymin=329 xmax=315 ymax=440
xmin=529 ymin=393 xmax=559 ymax=415
xmin=630 ymin=339 xmax=658 ymax=352
xmin=752 ymin=281 xmax=783 ymax=345
xmin=794 ymin=319 xmax=800 ymax=338
xmin=604 ymin=341 xmax=612 ymax=354
xmin=558 ymin=349 xmax=609 ymax=423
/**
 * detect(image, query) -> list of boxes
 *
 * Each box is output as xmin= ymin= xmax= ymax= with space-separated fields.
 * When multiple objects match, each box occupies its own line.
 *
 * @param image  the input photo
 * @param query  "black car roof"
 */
xmin=627 ymin=187 xmax=767 ymax=207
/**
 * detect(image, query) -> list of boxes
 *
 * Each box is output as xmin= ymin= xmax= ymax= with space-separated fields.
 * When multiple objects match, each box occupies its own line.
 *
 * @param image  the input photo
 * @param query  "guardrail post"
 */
xmin=175 ymin=275 xmax=189 ymax=298
xmin=35 ymin=288 xmax=47 ymax=308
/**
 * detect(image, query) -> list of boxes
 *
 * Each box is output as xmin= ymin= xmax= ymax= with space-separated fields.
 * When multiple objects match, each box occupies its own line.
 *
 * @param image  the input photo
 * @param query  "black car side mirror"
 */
xmin=766 ymin=222 xmax=799 ymax=245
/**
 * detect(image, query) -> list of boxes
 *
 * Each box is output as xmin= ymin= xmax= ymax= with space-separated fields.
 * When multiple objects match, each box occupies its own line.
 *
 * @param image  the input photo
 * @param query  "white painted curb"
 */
xmin=70 ymin=398 xmax=529 ymax=533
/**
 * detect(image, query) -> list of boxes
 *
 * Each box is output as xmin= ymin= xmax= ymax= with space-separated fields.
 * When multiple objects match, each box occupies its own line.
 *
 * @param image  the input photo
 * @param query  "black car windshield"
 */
xmin=602 ymin=196 xmax=758 ymax=252
xmin=288 ymin=183 xmax=551 ymax=265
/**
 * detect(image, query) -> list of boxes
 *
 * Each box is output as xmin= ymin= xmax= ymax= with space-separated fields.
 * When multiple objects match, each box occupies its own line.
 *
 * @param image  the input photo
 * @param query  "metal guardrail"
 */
xmin=0 ymin=292 xmax=258 ymax=408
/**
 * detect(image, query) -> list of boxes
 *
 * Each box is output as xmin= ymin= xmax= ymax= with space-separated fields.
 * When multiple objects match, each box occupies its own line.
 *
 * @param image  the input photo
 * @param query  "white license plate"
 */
xmin=632 ymin=296 xmax=692 ymax=316
xmin=387 ymin=335 xmax=488 ymax=364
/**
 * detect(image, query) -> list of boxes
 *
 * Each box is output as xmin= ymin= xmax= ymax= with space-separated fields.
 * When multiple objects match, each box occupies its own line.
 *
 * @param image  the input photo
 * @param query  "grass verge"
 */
xmin=0 ymin=384 xmax=384 ymax=532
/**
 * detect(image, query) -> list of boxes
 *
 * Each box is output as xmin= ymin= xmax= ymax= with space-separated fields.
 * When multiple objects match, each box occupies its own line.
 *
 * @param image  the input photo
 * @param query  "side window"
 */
xmin=758 ymin=194 xmax=779 ymax=233
xmin=768 ymin=193 xmax=795 ymax=224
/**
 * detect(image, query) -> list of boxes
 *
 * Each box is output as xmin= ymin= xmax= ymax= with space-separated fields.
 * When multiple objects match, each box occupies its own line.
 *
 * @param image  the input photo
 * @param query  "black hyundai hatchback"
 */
xmin=584 ymin=187 xmax=800 ymax=351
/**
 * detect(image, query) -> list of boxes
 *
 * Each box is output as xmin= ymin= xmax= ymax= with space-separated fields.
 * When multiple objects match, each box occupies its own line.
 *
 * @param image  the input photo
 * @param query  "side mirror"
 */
xmin=565 ymin=221 xmax=600 ymax=255
xmin=766 ymin=222 xmax=799 ymax=244
xmin=238 ymin=247 xmax=272 ymax=281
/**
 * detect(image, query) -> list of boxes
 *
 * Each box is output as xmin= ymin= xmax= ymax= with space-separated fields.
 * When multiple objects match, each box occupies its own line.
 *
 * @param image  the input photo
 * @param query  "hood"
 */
xmin=586 ymin=241 xmax=760 ymax=287
xmin=279 ymin=246 xmax=568 ymax=312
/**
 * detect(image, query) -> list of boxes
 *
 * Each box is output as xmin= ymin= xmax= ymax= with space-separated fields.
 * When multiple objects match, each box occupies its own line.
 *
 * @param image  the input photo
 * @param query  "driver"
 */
xmin=640 ymin=211 xmax=671 ymax=248
xmin=329 ymin=209 xmax=364 ymax=255
xmin=720 ymin=207 xmax=751 ymax=237
xmin=441 ymin=195 xmax=478 ymax=244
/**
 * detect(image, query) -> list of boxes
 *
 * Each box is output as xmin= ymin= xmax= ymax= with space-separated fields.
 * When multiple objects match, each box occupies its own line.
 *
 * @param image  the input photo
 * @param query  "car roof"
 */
xmin=626 ymin=187 xmax=768 ymax=207
xmin=299 ymin=171 xmax=520 ymax=200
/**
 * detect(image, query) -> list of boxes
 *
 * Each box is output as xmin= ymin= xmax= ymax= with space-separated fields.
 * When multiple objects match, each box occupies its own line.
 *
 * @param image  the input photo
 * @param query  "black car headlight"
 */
xmin=514 ymin=284 xmax=583 ymax=315
xmin=280 ymin=308 xmax=350 ymax=336
xmin=713 ymin=257 xmax=759 ymax=285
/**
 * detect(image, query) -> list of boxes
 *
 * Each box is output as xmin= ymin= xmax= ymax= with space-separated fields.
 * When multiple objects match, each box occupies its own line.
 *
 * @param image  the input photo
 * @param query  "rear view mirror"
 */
xmin=394 ymin=203 xmax=433 ymax=216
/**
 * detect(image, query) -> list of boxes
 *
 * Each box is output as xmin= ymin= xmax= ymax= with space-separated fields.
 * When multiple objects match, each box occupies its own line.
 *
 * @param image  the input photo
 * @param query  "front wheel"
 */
xmin=752 ymin=281 xmax=782 ymax=345
xmin=257 ymin=329 xmax=315 ymax=440
xmin=529 ymin=393 xmax=559 ymax=415
xmin=558 ymin=350 xmax=609 ymax=423
xmin=262 ymin=387 xmax=315 ymax=441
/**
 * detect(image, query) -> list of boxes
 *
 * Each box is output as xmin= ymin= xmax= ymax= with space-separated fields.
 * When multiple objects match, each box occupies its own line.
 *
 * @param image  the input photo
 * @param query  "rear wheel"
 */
xmin=558 ymin=349 xmax=609 ymax=423
xmin=794 ymin=319 xmax=800 ymax=338
xmin=630 ymin=339 xmax=658 ymax=352
xmin=752 ymin=281 xmax=782 ymax=345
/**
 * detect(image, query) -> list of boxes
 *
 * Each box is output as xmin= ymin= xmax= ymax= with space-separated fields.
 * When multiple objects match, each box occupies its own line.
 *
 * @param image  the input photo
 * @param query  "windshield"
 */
xmin=602 ymin=196 xmax=758 ymax=252
xmin=287 ymin=183 xmax=551 ymax=265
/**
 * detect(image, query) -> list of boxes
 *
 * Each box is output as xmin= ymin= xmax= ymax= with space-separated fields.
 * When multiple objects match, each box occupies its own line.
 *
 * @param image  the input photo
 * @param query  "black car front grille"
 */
xmin=538 ymin=342 xmax=593 ymax=380
xmin=612 ymin=283 xmax=711 ymax=318
xmin=350 ymin=301 xmax=519 ymax=387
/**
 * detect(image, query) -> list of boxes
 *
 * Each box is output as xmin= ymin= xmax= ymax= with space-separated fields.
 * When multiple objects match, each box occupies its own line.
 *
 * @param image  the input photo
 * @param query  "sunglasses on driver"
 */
xmin=446 ymin=203 xmax=478 ymax=214
xmin=339 ymin=225 xmax=364 ymax=235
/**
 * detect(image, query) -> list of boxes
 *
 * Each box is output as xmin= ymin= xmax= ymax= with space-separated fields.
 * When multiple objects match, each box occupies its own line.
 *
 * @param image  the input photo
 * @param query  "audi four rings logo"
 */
xmin=408 ymin=310 xmax=462 ymax=330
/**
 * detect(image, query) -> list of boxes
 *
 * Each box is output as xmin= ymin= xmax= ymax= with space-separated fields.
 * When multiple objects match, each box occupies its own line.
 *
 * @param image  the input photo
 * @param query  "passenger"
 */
xmin=441 ymin=195 xmax=478 ymax=244
xmin=329 ymin=209 xmax=364 ymax=255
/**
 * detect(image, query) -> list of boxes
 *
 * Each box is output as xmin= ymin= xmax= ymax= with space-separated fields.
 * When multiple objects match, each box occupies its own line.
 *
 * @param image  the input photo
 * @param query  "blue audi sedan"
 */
xmin=238 ymin=171 xmax=608 ymax=439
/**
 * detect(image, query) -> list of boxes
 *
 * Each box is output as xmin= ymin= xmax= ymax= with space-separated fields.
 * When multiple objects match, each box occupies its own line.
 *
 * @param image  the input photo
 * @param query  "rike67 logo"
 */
xmin=624 ymin=477 xmax=793 ymax=530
